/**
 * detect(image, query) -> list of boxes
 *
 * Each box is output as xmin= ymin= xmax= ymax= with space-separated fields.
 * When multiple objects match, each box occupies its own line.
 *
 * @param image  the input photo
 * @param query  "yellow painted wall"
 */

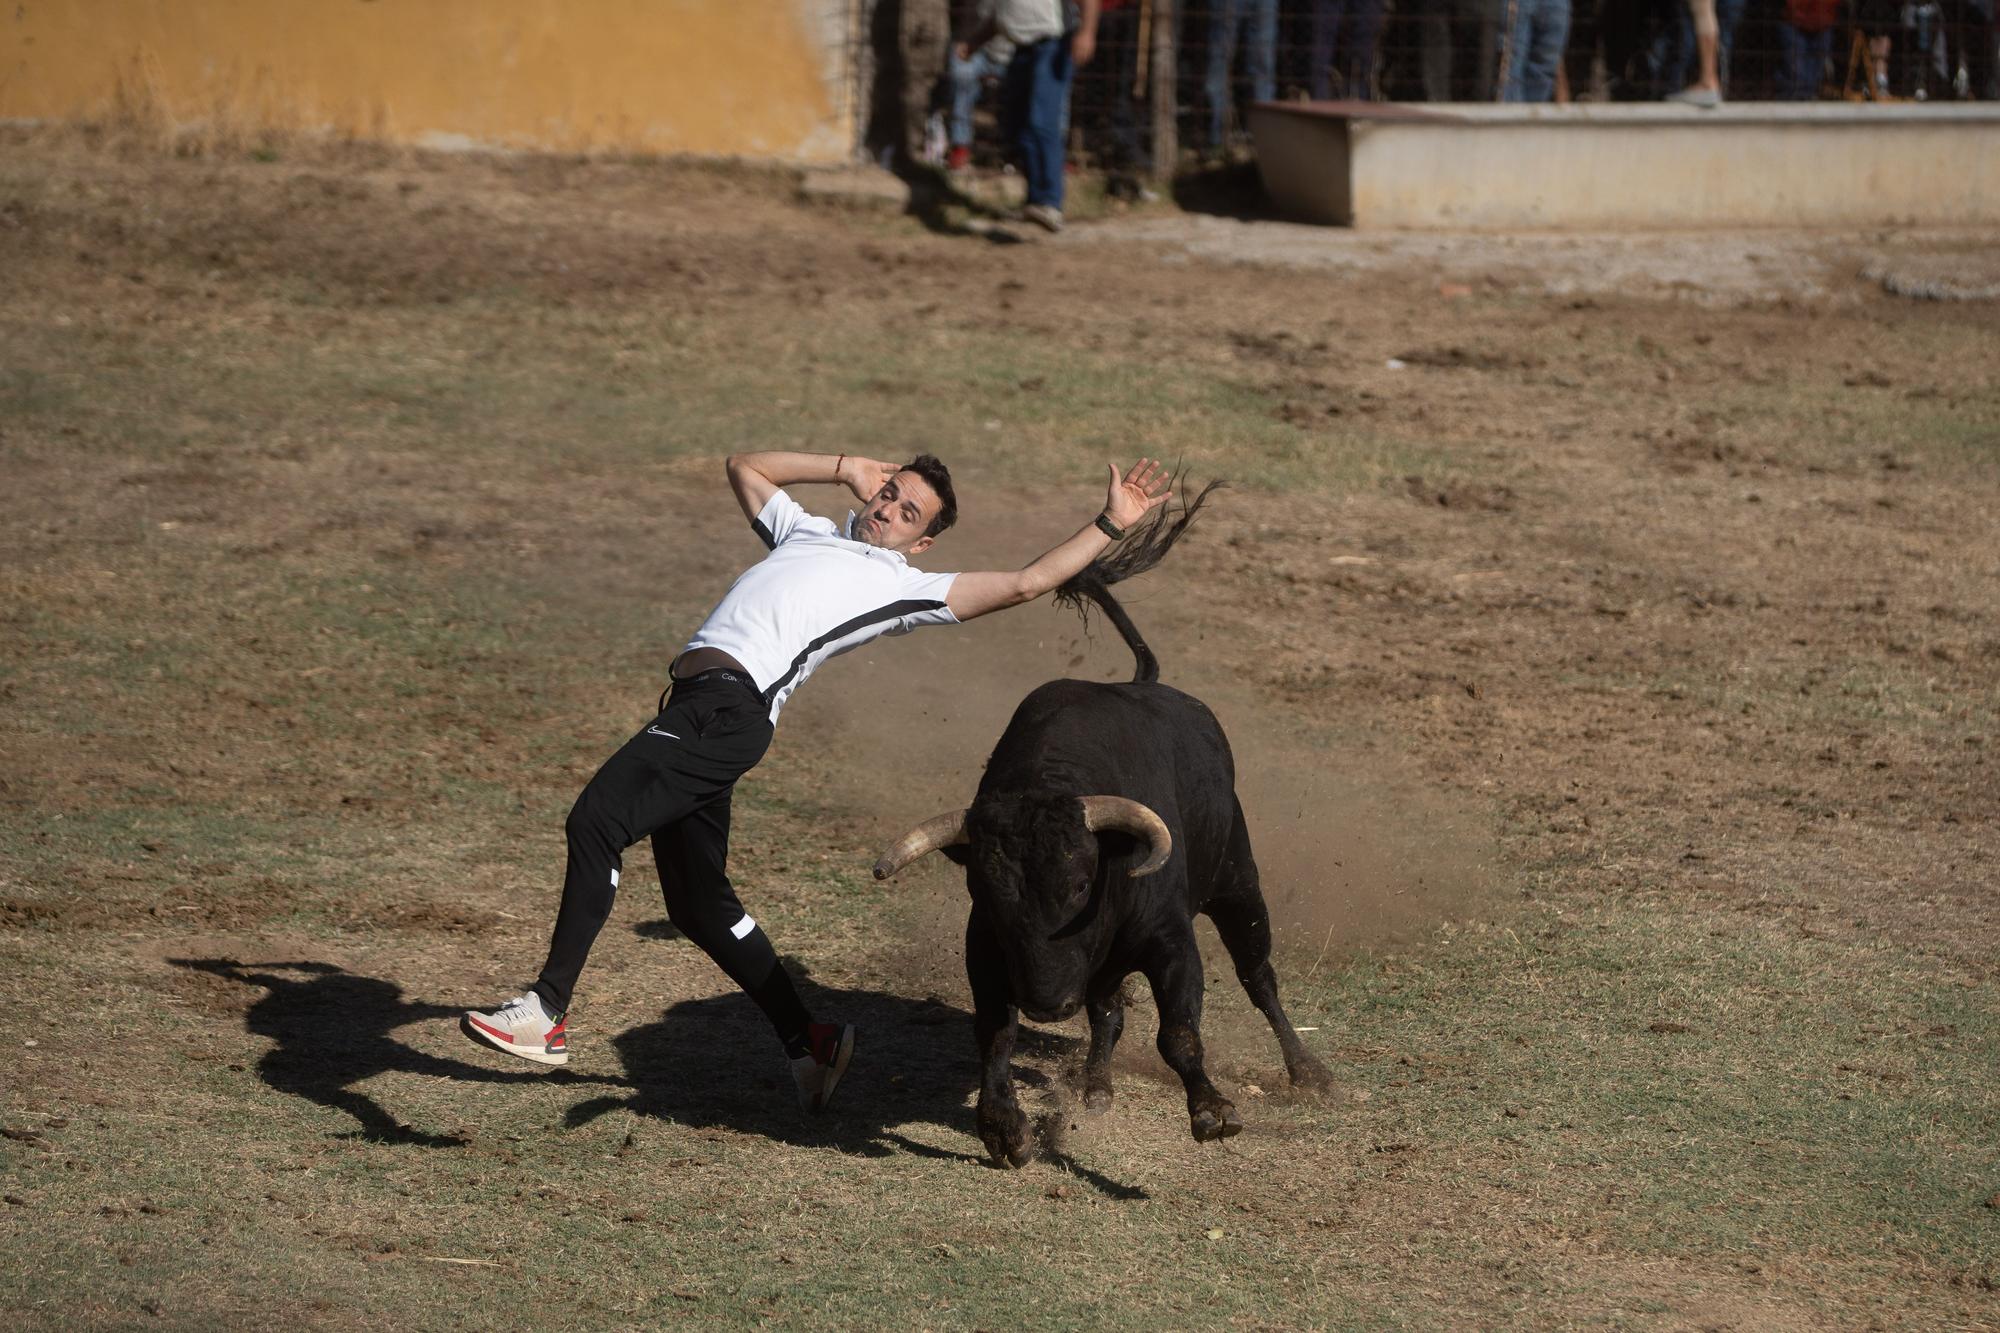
xmin=0 ymin=0 xmax=851 ymax=162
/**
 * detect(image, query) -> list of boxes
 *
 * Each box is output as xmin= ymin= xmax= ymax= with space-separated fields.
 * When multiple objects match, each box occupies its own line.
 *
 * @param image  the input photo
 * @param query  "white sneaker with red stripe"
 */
xmin=790 ymin=1022 xmax=854 ymax=1112
xmin=462 ymin=992 xmax=568 ymax=1067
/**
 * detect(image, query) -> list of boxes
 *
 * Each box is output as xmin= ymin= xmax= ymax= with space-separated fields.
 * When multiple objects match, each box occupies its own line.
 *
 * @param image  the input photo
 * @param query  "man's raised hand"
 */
xmin=840 ymin=456 xmax=901 ymax=502
xmin=1106 ymin=458 xmax=1171 ymax=530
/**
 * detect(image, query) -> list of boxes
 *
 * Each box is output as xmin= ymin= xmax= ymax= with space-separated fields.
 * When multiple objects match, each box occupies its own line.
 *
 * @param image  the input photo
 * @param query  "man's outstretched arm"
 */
xmin=726 ymin=451 xmax=901 ymax=524
xmin=947 ymin=459 xmax=1170 ymax=623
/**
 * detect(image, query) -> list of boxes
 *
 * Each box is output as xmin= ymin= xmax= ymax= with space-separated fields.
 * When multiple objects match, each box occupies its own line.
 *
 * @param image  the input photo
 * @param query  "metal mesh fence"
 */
xmin=851 ymin=0 xmax=2000 ymax=171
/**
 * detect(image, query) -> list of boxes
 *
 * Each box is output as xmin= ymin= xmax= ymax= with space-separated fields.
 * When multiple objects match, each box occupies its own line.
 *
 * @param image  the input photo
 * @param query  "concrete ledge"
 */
xmin=1248 ymin=101 xmax=2000 ymax=229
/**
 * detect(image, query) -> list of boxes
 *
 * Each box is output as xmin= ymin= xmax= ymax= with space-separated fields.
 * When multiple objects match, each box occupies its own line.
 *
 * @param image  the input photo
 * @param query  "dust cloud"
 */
xmin=773 ymin=488 xmax=1500 ymax=1026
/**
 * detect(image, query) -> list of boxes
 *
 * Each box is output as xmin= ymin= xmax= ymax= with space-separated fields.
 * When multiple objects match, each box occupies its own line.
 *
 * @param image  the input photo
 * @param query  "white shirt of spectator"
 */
xmin=993 ymin=0 xmax=1066 ymax=44
xmin=682 ymin=489 xmax=960 ymax=724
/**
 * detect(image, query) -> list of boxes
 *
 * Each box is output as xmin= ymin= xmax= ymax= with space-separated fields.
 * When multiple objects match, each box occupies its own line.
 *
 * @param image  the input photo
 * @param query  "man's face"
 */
xmin=853 ymin=470 xmax=941 ymax=556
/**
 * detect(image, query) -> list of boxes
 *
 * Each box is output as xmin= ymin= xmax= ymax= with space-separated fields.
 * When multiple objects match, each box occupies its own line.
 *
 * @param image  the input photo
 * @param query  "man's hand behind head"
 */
xmin=840 ymin=456 xmax=902 ymax=503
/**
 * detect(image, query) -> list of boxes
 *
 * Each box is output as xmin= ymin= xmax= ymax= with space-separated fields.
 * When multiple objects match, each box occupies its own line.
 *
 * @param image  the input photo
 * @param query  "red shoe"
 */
xmin=790 ymin=1022 xmax=855 ymax=1112
xmin=947 ymin=145 xmax=972 ymax=171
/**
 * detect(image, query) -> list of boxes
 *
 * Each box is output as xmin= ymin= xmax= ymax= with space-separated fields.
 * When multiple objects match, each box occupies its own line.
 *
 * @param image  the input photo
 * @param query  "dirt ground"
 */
xmin=1 ymin=134 xmax=1996 ymax=1329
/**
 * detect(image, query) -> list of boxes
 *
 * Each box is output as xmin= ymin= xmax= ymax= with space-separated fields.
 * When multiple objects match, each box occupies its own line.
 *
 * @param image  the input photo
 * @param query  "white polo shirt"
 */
xmin=682 ymin=490 xmax=961 ymax=723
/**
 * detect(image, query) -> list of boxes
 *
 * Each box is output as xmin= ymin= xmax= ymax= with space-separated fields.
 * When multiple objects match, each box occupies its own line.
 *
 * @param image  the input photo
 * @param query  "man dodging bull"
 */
xmin=461 ymin=450 xmax=1171 ymax=1114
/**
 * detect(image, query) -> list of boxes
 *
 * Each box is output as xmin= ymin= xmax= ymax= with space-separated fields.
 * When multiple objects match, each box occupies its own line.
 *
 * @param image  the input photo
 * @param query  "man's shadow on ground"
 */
xmin=173 ymin=947 xmax=1147 ymax=1198
xmin=171 ymin=958 xmax=624 ymax=1148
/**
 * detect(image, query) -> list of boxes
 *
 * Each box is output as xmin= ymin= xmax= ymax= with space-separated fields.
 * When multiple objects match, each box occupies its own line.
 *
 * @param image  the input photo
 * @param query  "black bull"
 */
xmin=873 ymin=488 xmax=1331 ymax=1166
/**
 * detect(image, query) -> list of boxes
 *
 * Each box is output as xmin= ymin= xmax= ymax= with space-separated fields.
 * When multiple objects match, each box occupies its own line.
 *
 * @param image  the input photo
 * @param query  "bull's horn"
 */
xmin=872 ymin=810 xmax=971 ymax=880
xmin=1079 ymin=796 xmax=1172 ymax=878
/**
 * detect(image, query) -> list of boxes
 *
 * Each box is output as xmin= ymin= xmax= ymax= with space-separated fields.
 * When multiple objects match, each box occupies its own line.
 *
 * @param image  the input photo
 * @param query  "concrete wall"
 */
xmin=0 ymin=0 xmax=856 ymax=163
xmin=1251 ymin=102 xmax=2000 ymax=229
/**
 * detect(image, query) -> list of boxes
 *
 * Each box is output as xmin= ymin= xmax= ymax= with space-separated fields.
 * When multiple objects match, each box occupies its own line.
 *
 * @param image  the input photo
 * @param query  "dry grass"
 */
xmin=1 ymin=135 xmax=1997 ymax=1329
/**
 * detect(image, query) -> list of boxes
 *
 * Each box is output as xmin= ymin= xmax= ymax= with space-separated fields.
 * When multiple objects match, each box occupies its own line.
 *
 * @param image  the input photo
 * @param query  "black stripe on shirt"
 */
xmin=760 ymin=599 xmax=949 ymax=707
xmin=751 ymin=517 xmax=777 ymax=550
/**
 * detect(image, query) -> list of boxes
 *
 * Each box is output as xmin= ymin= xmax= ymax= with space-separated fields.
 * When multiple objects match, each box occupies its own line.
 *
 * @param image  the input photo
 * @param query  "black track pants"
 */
xmin=531 ymin=672 xmax=810 ymax=1042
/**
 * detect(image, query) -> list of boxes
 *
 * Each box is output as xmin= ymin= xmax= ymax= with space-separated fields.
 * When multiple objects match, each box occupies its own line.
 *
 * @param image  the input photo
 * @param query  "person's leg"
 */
xmin=651 ymin=791 xmax=811 ymax=1048
xmin=949 ymin=48 xmax=984 ymax=147
xmin=1001 ymin=42 xmax=1035 ymax=171
xmin=1527 ymin=0 xmax=1573 ymax=100
xmin=1311 ymin=0 xmax=1341 ymax=100
xmin=1352 ymin=0 xmax=1388 ymax=98
xmin=1421 ymin=0 xmax=1454 ymax=99
xmin=1024 ymin=36 xmax=1075 ymax=210
xmin=1687 ymin=0 xmax=1721 ymax=91
xmin=1250 ymin=0 xmax=1281 ymax=102
xmin=1207 ymin=0 xmax=1242 ymax=146
xmin=1973 ymin=0 xmax=2000 ymax=99
xmin=1600 ymin=0 xmax=1649 ymax=96
xmin=652 ymin=775 xmax=853 ymax=1113
xmin=1659 ymin=0 xmax=1695 ymax=89
xmin=1715 ymin=0 xmax=1745 ymax=87
xmin=531 ymin=689 xmax=772 ymax=1017
xmin=1469 ymin=0 xmax=1506 ymax=98
xmin=1102 ymin=7 xmax=1148 ymax=170
xmin=1502 ymin=0 xmax=1534 ymax=98
xmin=1774 ymin=21 xmax=1805 ymax=99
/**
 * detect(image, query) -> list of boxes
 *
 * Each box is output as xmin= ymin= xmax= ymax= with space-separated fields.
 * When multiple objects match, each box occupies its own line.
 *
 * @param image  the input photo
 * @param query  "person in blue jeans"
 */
xmin=1207 ymin=0 xmax=1278 ymax=149
xmin=1311 ymin=0 xmax=1388 ymax=100
xmin=1503 ymin=0 xmax=1571 ymax=101
xmin=1774 ymin=0 xmax=1838 ymax=99
xmin=960 ymin=0 xmax=1101 ymax=232
xmin=946 ymin=33 xmax=1013 ymax=170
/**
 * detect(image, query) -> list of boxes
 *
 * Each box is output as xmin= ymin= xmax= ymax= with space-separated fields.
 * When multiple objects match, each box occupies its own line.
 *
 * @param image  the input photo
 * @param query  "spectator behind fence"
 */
xmin=1774 ymin=0 xmax=1838 ymax=96
xmin=1087 ymin=0 xmax=1151 ymax=173
xmin=1421 ymin=0 xmax=1505 ymax=100
xmin=1943 ymin=0 xmax=1997 ymax=99
xmin=1665 ymin=0 xmax=1725 ymax=104
xmin=1311 ymin=0 xmax=1388 ymax=100
xmin=946 ymin=3 xmax=1014 ymax=170
xmin=1854 ymin=0 xmax=1898 ymax=97
xmin=1207 ymin=0 xmax=1279 ymax=148
xmin=959 ymin=0 xmax=1102 ymax=232
xmin=1503 ymin=0 xmax=1572 ymax=100
xmin=1660 ymin=0 xmax=1743 ymax=97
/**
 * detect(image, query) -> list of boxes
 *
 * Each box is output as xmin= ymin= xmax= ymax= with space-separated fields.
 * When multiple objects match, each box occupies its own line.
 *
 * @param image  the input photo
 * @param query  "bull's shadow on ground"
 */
xmin=170 ymin=954 xmax=1146 ymax=1197
xmin=565 ymin=952 xmax=1149 ymax=1199
xmin=171 ymin=958 xmax=624 ymax=1148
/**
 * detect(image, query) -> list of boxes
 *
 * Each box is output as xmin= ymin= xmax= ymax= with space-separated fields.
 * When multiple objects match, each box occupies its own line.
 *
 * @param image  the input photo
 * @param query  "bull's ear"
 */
xmin=940 ymin=845 xmax=973 ymax=868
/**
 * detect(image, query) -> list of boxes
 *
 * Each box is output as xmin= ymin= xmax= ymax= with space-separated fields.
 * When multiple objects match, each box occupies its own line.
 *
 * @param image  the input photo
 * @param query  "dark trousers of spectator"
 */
xmin=1207 ymin=0 xmax=1279 ymax=145
xmin=1421 ymin=0 xmax=1505 ymax=100
xmin=1093 ymin=5 xmax=1150 ymax=171
xmin=1946 ymin=0 xmax=1999 ymax=98
xmin=1003 ymin=35 xmax=1074 ymax=209
xmin=1597 ymin=0 xmax=1677 ymax=98
xmin=1774 ymin=20 xmax=1834 ymax=98
xmin=1311 ymin=0 xmax=1388 ymax=99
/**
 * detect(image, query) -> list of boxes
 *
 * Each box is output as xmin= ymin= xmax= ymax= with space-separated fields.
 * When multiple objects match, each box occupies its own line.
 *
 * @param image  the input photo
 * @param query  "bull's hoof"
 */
xmin=1083 ymin=1077 xmax=1115 ymax=1115
xmin=1288 ymin=1054 xmax=1336 ymax=1094
xmin=1190 ymin=1100 xmax=1243 ymax=1143
xmin=978 ymin=1104 xmax=1034 ymax=1168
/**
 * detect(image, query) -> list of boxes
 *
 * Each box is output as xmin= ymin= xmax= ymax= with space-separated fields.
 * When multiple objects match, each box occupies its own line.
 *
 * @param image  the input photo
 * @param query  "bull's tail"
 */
xmin=1053 ymin=473 xmax=1224 ymax=684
